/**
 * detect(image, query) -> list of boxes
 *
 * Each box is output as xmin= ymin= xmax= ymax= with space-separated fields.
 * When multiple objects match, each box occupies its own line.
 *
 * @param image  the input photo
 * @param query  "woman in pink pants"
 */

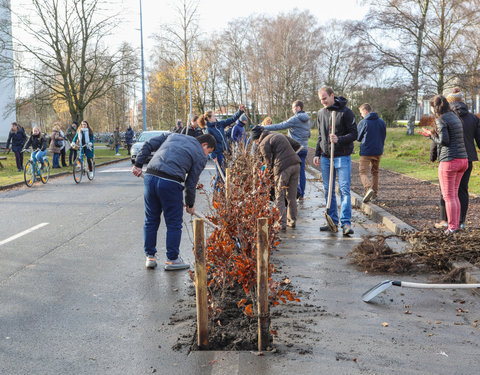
xmin=421 ymin=95 xmax=468 ymax=234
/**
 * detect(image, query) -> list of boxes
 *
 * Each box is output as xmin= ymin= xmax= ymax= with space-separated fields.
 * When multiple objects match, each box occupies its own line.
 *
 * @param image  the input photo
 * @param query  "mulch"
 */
xmin=307 ymin=150 xmax=480 ymax=231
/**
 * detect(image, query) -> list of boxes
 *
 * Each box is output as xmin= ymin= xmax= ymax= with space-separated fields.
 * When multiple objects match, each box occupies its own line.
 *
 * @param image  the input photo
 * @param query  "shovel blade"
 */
xmin=325 ymin=212 xmax=337 ymax=232
xmin=362 ymin=280 xmax=393 ymax=302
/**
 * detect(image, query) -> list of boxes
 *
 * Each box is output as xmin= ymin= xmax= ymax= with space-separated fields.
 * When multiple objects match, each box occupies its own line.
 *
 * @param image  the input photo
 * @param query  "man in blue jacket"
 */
xmin=313 ymin=87 xmax=357 ymax=236
xmin=262 ymin=100 xmax=311 ymax=200
xmin=132 ymin=133 xmax=216 ymax=270
xmin=357 ymin=103 xmax=386 ymax=203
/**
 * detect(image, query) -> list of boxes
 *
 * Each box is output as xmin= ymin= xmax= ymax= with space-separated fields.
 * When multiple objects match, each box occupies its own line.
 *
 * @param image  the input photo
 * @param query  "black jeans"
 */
xmin=69 ymin=149 xmax=77 ymax=165
xmin=60 ymin=148 xmax=67 ymax=166
xmin=440 ymin=161 xmax=472 ymax=224
xmin=14 ymin=149 xmax=23 ymax=170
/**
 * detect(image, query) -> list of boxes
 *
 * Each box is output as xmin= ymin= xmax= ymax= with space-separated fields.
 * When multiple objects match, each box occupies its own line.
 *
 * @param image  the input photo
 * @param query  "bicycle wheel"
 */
xmin=40 ymin=159 xmax=50 ymax=184
xmin=87 ymin=158 xmax=95 ymax=180
xmin=24 ymin=161 xmax=34 ymax=187
xmin=73 ymin=158 xmax=83 ymax=184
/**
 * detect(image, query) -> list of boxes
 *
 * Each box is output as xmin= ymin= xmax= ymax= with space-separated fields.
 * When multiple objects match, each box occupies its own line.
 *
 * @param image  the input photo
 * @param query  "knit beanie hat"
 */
xmin=446 ymin=87 xmax=464 ymax=103
xmin=239 ymin=114 xmax=248 ymax=123
xmin=250 ymin=125 xmax=264 ymax=140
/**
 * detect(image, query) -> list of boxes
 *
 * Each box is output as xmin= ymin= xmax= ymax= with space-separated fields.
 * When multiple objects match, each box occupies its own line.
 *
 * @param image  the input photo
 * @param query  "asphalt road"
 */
xmin=1 ymin=161 xmax=479 ymax=374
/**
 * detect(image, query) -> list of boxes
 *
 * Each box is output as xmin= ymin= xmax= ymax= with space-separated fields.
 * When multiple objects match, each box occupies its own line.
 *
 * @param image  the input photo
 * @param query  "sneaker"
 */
xmin=145 ymin=255 xmax=157 ymax=269
xmin=115 ymin=153 xmax=121 ymax=156
xmin=444 ymin=228 xmax=456 ymax=235
xmin=434 ymin=222 xmax=448 ymax=229
xmin=459 ymin=223 xmax=466 ymax=230
xmin=320 ymin=224 xmax=338 ymax=232
xmin=362 ymin=188 xmax=375 ymax=203
xmin=342 ymin=224 xmax=354 ymax=236
xmin=164 ymin=257 xmax=189 ymax=271
xmin=88 ymin=171 xmax=94 ymax=179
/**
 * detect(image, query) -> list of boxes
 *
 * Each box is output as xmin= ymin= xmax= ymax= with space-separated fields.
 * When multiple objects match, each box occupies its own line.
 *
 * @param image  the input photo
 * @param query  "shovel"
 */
xmin=362 ymin=279 xmax=480 ymax=302
xmin=213 ymin=158 xmax=226 ymax=183
xmin=325 ymin=111 xmax=337 ymax=232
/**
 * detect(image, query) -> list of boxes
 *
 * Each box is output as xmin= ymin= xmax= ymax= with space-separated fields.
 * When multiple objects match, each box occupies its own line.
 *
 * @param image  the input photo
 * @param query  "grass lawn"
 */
xmin=0 ymin=147 xmax=129 ymax=187
xmin=308 ymin=127 xmax=480 ymax=195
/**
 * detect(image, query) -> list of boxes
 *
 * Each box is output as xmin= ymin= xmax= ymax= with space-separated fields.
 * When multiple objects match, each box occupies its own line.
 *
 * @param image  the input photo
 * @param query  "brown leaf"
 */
xmin=381 ymin=322 xmax=389 ymax=327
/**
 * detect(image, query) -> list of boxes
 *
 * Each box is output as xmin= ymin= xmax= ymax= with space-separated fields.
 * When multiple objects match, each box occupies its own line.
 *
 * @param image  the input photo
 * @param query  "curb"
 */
xmin=0 ymin=157 xmax=130 ymax=191
xmin=306 ymin=165 xmax=480 ymax=287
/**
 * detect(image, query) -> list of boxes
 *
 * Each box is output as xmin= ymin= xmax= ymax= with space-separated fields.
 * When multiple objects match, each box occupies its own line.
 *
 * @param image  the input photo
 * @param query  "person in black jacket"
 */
xmin=6 ymin=122 xmax=27 ymax=172
xmin=125 ymin=126 xmax=135 ymax=155
xmin=442 ymin=88 xmax=480 ymax=229
xmin=420 ymin=95 xmax=468 ymax=234
xmin=181 ymin=116 xmax=204 ymax=137
xmin=24 ymin=127 xmax=48 ymax=168
xmin=313 ymin=86 xmax=357 ymax=236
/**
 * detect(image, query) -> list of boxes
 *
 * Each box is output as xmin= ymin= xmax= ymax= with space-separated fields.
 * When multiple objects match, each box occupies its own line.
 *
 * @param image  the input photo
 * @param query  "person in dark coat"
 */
xmin=132 ymin=133 xmax=216 ymax=270
xmin=125 ymin=126 xmax=135 ymax=155
xmin=357 ymin=103 xmax=387 ymax=203
xmin=313 ymin=86 xmax=357 ymax=235
xmin=113 ymin=127 xmax=121 ymax=155
xmin=420 ymin=95 xmax=468 ymax=233
xmin=232 ymin=114 xmax=248 ymax=145
xmin=6 ymin=122 xmax=27 ymax=172
xmin=24 ymin=126 xmax=48 ymax=168
xmin=198 ymin=105 xmax=245 ymax=189
xmin=251 ymin=126 xmax=301 ymax=231
xmin=49 ymin=123 xmax=64 ymax=168
xmin=181 ymin=116 xmax=204 ymax=137
xmin=66 ymin=121 xmax=78 ymax=165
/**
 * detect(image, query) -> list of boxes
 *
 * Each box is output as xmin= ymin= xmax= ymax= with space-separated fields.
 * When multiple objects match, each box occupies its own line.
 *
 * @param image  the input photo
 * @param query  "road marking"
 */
xmin=0 ymin=223 xmax=49 ymax=246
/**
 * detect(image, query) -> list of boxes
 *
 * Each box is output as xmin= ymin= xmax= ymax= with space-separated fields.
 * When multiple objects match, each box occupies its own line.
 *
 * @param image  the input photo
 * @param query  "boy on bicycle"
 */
xmin=132 ymin=133 xmax=216 ymax=270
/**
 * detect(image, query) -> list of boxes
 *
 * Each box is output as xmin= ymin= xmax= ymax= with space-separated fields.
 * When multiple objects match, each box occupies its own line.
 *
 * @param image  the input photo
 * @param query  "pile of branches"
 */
xmin=349 ymin=229 xmax=480 ymax=274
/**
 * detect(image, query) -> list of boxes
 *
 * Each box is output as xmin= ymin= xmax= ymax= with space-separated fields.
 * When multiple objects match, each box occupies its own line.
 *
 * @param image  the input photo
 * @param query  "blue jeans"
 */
xmin=143 ymin=174 xmax=184 ymax=260
xmin=32 ymin=150 xmax=47 ymax=166
xmin=53 ymin=153 xmax=60 ymax=168
xmin=115 ymin=145 xmax=120 ymax=154
xmin=214 ymin=153 xmax=224 ymax=190
xmin=297 ymin=149 xmax=307 ymax=197
xmin=320 ymin=155 xmax=352 ymax=227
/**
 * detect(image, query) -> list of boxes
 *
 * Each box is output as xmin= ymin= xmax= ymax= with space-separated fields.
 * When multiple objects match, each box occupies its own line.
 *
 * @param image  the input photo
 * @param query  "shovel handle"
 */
xmin=398 ymin=281 xmax=480 ymax=289
xmin=213 ymin=158 xmax=226 ymax=182
xmin=326 ymin=112 xmax=336 ymax=210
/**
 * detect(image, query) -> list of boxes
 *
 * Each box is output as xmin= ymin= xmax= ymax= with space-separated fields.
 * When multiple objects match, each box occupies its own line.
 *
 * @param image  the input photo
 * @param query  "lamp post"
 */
xmin=139 ymin=0 xmax=147 ymax=131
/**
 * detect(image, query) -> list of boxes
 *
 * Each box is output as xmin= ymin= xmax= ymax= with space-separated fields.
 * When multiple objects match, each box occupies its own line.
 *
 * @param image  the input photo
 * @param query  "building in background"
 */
xmin=0 ymin=1 xmax=16 ymax=144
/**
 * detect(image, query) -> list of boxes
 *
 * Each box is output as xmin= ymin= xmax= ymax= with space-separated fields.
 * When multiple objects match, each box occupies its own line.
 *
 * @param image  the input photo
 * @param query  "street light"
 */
xmin=139 ymin=0 xmax=147 ymax=131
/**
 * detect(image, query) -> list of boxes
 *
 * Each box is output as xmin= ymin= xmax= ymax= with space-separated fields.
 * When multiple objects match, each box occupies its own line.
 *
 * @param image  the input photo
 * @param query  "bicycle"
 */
xmin=22 ymin=148 xmax=50 ymax=187
xmin=73 ymin=144 xmax=95 ymax=184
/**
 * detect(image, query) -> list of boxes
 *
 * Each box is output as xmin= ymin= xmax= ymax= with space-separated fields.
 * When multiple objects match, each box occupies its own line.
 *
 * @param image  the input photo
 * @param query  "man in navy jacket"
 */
xmin=357 ymin=103 xmax=386 ymax=203
xmin=132 ymin=133 xmax=216 ymax=270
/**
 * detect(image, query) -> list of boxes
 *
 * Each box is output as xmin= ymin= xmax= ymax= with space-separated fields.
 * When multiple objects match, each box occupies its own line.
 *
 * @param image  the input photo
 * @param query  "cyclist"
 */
xmin=24 ymin=126 xmax=47 ymax=169
xmin=71 ymin=120 xmax=94 ymax=179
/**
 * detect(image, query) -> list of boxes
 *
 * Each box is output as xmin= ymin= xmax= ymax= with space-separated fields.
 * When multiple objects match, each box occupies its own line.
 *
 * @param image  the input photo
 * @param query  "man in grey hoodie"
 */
xmin=261 ymin=100 xmax=311 ymax=200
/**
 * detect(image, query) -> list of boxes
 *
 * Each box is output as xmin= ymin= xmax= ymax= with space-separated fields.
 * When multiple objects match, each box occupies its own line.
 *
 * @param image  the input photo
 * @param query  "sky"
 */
xmin=117 ymin=0 xmax=368 ymax=63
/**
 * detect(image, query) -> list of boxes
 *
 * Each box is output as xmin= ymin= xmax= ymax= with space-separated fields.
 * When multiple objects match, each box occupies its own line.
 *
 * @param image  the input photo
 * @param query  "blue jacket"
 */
xmin=125 ymin=127 xmax=134 ymax=145
xmin=6 ymin=127 xmax=27 ymax=151
xmin=263 ymin=111 xmax=311 ymax=148
xmin=206 ymin=110 xmax=243 ymax=159
xmin=232 ymin=121 xmax=246 ymax=144
xmin=135 ymin=133 xmax=207 ymax=207
xmin=357 ymin=112 xmax=386 ymax=156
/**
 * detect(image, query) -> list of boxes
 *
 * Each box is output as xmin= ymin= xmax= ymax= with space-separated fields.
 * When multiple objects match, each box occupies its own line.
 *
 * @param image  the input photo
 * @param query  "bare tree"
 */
xmin=359 ymin=0 xmax=431 ymax=135
xmin=1 ymin=0 xmax=137 ymax=123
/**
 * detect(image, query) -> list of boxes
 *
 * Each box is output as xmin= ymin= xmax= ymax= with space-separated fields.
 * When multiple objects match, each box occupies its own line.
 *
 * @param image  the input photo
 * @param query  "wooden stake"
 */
xmin=194 ymin=219 xmax=208 ymax=349
xmin=225 ymin=167 xmax=231 ymax=200
xmin=256 ymin=217 xmax=269 ymax=351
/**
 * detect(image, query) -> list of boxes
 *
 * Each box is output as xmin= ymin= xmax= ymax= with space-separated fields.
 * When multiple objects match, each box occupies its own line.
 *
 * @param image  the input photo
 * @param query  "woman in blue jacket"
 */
xmin=198 ymin=105 xmax=245 ymax=188
xmin=6 ymin=122 xmax=27 ymax=172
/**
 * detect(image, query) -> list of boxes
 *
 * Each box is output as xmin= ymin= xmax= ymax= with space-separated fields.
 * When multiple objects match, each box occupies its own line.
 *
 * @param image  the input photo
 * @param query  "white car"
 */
xmin=131 ymin=130 xmax=170 ymax=164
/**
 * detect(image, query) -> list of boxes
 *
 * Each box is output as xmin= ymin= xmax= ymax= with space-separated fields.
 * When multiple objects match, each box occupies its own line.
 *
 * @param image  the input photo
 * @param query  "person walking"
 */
xmin=261 ymin=100 xmax=311 ymax=200
xmin=198 ymin=105 xmax=245 ymax=189
xmin=357 ymin=103 xmax=387 ymax=203
xmin=181 ymin=116 xmax=204 ymax=137
xmin=6 ymin=122 xmax=27 ymax=172
xmin=113 ymin=127 xmax=121 ymax=156
xmin=24 ymin=127 xmax=47 ymax=168
xmin=125 ymin=126 xmax=134 ymax=155
xmin=131 ymin=133 xmax=217 ymax=270
xmin=66 ymin=121 xmax=78 ymax=166
xmin=59 ymin=127 xmax=68 ymax=167
xmin=420 ymin=95 xmax=468 ymax=234
xmin=250 ymin=126 xmax=302 ymax=231
xmin=49 ymin=124 xmax=64 ymax=168
xmin=444 ymin=88 xmax=480 ymax=229
xmin=313 ymin=87 xmax=357 ymax=235
xmin=72 ymin=120 xmax=95 ymax=179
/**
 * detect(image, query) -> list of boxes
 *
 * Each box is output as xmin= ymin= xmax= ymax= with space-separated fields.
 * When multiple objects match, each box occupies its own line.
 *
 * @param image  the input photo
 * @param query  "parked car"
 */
xmin=131 ymin=130 xmax=170 ymax=164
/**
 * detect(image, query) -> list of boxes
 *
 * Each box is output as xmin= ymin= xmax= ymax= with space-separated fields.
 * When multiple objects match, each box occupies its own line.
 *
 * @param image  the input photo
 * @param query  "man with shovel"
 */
xmin=313 ymin=86 xmax=357 ymax=235
xmin=132 ymin=133 xmax=217 ymax=270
